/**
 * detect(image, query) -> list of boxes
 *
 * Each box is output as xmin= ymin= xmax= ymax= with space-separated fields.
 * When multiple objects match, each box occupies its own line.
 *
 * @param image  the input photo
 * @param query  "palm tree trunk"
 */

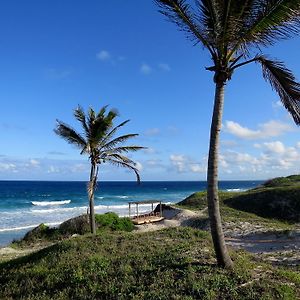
xmin=89 ymin=163 xmax=96 ymax=235
xmin=207 ymin=80 xmax=233 ymax=269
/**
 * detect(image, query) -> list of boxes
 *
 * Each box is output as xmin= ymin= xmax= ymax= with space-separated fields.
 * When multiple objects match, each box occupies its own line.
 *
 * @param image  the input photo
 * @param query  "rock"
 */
xmin=59 ymin=215 xmax=91 ymax=235
xmin=23 ymin=223 xmax=51 ymax=242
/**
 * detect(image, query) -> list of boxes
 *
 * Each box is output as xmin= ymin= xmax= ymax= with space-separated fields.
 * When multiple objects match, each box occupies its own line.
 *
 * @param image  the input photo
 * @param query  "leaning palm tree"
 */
xmin=55 ymin=105 xmax=144 ymax=234
xmin=155 ymin=0 xmax=300 ymax=268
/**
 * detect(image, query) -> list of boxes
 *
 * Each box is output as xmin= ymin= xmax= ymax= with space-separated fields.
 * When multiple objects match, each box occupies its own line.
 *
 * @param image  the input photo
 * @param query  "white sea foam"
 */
xmin=31 ymin=200 xmax=71 ymax=206
xmin=0 ymin=222 xmax=61 ymax=232
xmin=31 ymin=206 xmax=87 ymax=214
xmin=226 ymin=188 xmax=243 ymax=192
xmin=116 ymin=196 xmax=129 ymax=199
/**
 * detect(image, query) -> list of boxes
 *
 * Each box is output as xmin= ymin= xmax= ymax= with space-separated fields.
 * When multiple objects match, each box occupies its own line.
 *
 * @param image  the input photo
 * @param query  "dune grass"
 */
xmin=1 ymin=227 xmax=299 ymax=299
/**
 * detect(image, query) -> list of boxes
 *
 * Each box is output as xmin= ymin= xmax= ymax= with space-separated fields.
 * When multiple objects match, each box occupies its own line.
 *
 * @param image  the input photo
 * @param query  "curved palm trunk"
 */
xmin=207 ymin=81 xmax=233 ymax=269
xmin=88 ymin=163 xmax=97 ymax=235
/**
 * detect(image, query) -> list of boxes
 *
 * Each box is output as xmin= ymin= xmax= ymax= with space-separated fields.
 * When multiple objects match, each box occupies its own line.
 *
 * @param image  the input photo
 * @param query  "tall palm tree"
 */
xmin=55 ymin=106 xmax=144 ymax=234
xmin=155 ymin=0 xmax=300 ymax=268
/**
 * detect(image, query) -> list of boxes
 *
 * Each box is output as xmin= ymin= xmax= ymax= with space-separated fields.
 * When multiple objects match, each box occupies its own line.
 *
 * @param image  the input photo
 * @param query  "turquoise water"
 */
xmin=0 ymin=180 xmax=262 ymax=246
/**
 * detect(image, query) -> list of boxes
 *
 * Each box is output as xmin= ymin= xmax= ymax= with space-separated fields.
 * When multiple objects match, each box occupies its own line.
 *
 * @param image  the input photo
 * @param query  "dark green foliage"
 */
xmin=177 ymin=192 xmax=208 ymax=210
xmin=178 ymin=191 xmax=238 ymax=210
xmin=20 ymin=224 xmax=59 ymax=244
xmin=225 ymin=186 xmax=300 ymax=223
xmin=179 ymin=176 xmax=300 ymax=223
xmin=95 ymin=212 xmax=134 ymax=232
xmin=13 ymin=213 xmax=134 ymax=247
xmin=0 ymin=227 xmax=299 ymax=299
xmin=262 ymin=174 xmax=300 ymax=187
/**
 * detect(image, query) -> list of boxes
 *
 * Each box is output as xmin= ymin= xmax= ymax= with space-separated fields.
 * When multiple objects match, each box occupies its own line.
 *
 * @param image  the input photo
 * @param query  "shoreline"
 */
xmin=1 ymin=205 xmax=299 ymax=267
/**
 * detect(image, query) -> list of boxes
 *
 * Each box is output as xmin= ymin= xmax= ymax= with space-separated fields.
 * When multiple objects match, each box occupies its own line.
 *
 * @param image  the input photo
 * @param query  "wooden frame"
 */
xmin=129 ymin=200 xmax=164 ymax=225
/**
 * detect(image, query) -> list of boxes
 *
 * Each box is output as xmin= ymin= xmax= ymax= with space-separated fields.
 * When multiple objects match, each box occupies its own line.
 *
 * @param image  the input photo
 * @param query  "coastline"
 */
xmin=0 ymin=180 xmax=262 ymax=247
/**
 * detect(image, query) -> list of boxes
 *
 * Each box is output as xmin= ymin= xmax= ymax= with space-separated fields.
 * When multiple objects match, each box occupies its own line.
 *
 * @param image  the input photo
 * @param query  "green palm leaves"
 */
xmin=55 ymin=105 xmax=144 ymax=234
xmin=55 ymin=106 xmax=144 ymax=178
xmin=155 ymin=0 xmax=300 ymax=121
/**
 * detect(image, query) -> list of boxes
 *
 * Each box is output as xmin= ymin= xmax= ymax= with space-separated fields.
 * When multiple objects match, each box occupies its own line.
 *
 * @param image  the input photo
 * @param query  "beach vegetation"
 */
xmin=95 ymin=212 xmax=134 ymax=232
xmin=1 ymin=227 xmax=299 ymax=299
xmin=11 ymin=213 xmax=135 ymax=248
xmin=178 ymin=190 xmax=295 ymax=232
xmin=54 ymin=106 xmax=144 ymax=234
xmin=155 ymin=0 xmax=300 ymax=268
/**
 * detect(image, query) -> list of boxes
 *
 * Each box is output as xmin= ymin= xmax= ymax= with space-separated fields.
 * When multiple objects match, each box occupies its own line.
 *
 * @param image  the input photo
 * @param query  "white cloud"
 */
xmin=218 ymin=140 xmax=300 ymax=177
xmin=140 ymin=63 xmax=152 ymax=75
xmin=144 ymin=128 xmax=160 ymax=136
xmin=47 ymin=165 xmax=60 ymax=173
xmin=143 ymin=148 xmax=158 ymax=155
xmin=29 ymin=159 xmax=40 ymax=167
xmin=190 ymin=164 xmax=205 ymax=173
xmin=170 ymin=154 xmax=186 ymax=173
xmin=158 ymin=63 xmax=171 ymax=72
xmin=272 ymin=100 xmax=283 ymax=109
xmin=224 ymin=120 xmax=293 ymax=139
xmin=170 ymin=154 xmax=206 ymax=174
xmin=0 ymin=163 xmax=17 ymax=172
xmin=135 ymin=161 xmax=143 ymax=171
xmin=263 ymin=141 xmax=285 ymax=154
xmin=96 ymin=50 xmax=111 ymax=61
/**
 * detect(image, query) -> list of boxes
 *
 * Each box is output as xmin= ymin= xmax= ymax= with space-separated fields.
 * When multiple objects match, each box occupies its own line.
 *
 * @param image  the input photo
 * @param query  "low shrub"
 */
xmin=95 ymin=212 xmax=134 ymax=232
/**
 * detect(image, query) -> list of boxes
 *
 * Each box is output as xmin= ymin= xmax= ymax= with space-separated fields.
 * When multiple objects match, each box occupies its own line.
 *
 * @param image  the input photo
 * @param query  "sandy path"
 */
xmin=134 ymin=206 xmax=300 ymax=266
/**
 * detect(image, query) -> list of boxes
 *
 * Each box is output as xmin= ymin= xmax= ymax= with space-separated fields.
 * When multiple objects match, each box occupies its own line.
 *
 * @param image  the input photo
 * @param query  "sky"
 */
xmin=1 ymin=0 xmax=300 ymax=181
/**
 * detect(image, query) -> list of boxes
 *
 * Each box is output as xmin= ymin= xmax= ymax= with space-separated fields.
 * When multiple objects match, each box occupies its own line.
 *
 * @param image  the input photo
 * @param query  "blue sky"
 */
xmin=1 ymin=0 xmax=300 ymax=181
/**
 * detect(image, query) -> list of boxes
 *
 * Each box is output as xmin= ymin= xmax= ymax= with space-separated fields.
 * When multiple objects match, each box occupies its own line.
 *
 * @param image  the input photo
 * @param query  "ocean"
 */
xmin=0 ymin=180 xmax=263 ymax=246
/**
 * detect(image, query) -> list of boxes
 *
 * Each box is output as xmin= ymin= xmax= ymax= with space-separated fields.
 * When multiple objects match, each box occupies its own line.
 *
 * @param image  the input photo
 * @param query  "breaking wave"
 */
xmin=31 ymin=200 xmax=71 ymax=206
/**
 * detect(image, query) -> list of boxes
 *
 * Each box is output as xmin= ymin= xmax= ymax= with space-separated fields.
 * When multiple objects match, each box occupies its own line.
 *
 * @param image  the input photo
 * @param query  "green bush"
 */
xmin=95 ymin=212 xmax=134 ymax=232
xmin=263 ymin=174 xmax=300 ymax=187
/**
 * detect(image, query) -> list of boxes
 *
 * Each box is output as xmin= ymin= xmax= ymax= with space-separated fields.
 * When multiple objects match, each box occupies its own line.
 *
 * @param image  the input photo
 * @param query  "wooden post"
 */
xmin=129 ymin=203 xmax=131 ymax=218
xmin=136 ymin=203 xmax=139 ymax=219
xmin=160 ymin=201 xmax=162 ymax=217
xmin=151 ymin=203 xmax=153 ymax=215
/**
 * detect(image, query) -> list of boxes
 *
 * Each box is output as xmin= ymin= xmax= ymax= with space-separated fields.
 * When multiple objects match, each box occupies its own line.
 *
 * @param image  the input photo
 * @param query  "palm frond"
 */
xmin=106 ymin=153 xmax=136 ymax=165
xmin=107 ymin=158 xmax=141 ymax=183
xmin=232 ymin=0 xmax=300 ymax=54
xmin=74 ymin=106 xmax=90 ymax=138
xmin=99 ymin=120 xmax=130 ymax=146
xmin=196 ymin=0 xmax=221 ymax=46
xmin=101 ymin=134 xmax=139 ymax=151
xmin=154 ymin=0 xmax=215 ymax=57
xmin=107 ymin=146 xmax=146 ymax=154
xmin=54 ymin=121 xmax=87 ymax=149
xmin=87 ymin=106 xmax=116 ymax=146
xmin=256 ymin=55 xmax=300 ymax=124
xmin=97 ymin=105 xmax=109 ymax=118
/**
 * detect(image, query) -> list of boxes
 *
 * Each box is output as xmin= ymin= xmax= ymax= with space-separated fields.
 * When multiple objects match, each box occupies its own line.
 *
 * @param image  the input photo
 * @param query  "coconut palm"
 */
xmin=55 ymin=106 xmax=144 ymax=234
xmin=155 ymin=0 xmax=300 ymax=268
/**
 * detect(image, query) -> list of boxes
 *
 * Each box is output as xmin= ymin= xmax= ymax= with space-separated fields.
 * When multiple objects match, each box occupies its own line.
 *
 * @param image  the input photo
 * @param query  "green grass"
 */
xmin=224 ymin=186 xmax=300 ymax=223
xmin=262 ymin=175 xmax=300 ymax=188
xmin=178 ymin=174 xmax=300 ymax=226
xmin=1 ymin=227 xmax=299 ymax=299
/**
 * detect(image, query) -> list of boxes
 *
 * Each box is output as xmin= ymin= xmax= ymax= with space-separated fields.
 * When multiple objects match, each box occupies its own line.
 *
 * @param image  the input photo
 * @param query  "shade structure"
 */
xmin=128 ymin=200 xmax=164 ymax=225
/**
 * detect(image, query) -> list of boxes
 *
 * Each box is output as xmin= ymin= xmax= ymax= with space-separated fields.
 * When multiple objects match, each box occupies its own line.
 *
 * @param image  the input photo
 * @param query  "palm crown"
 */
xmin=155 ymin=0 xmax=300 ymax=123
xmin=54 ymin=106 xmax=144 ymax=181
